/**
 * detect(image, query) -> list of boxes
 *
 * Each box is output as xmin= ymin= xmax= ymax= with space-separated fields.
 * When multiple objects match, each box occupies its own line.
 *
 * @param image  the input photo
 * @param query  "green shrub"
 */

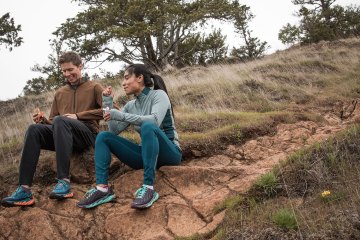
xmin=272 ymin=208 xmax=298 ymax=230
xmin=255 ymin=171 xmax=278 ymax=197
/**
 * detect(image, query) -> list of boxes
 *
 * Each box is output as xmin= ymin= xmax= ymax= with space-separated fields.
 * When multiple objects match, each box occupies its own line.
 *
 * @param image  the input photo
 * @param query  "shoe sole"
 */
xmin=77 ymin=194 xmax=116 ymax=209
xmin=49 ymin=192 xmax=74 ymax=200
xmin=131 ymin=192 xmax=159 ymax=209
xmin=1 ymin=198 xmax=35 ymax=207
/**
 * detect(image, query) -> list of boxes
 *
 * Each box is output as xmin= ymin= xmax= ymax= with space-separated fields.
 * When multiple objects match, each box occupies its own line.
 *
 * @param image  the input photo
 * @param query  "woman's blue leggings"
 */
xmin=95 ymin=122 xmax=182 ymax=186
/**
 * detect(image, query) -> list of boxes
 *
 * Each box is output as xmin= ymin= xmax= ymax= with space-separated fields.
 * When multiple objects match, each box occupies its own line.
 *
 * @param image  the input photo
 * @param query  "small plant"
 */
xmin=320 ymin=190 xmax=332 ymax=203
xmin=214 ymin=195 xmax=243 ymax=213
xmin=212 ymin=229 xmax=225 ymax=240
xmin=255 ymin=171 xmax=278 ymax=197
xmin=320 ymin=189 xmax=345 ymax=203
xmin=272 ymin=208 xmax=298 ymax=230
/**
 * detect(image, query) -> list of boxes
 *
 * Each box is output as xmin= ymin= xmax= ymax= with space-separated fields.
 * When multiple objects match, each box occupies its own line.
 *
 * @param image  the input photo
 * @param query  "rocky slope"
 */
xmin=0 ymin=105 xmax=358 ymax=240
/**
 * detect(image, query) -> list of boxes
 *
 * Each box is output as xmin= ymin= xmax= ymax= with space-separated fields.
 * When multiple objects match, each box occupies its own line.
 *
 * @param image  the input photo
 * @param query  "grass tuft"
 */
xmin=272 ymin=208 xmax=298 ymax=230
xmin=255 ymin=171 xmax=279 ymax=198
xmin=214 ymin=195 xmax=243 ymax=213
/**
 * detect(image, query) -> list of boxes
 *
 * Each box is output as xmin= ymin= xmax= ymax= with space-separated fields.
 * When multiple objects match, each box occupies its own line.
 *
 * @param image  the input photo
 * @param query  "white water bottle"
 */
xmin=102 ymin=103 xmax=111 ymax=116
xmin=102 ymin=86 xmax=112 ymax=116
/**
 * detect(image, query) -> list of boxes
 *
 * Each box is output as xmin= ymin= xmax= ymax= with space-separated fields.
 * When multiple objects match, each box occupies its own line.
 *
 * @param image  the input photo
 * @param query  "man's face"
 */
xmin=60 ymin=62 xmax=82 ymax=85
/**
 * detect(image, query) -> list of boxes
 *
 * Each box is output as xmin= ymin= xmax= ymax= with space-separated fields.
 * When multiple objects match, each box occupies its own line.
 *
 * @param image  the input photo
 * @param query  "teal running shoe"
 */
xmin=77 ymin=187 xmax=116 ymax=209
xmin=1 ymin=186 xmax=35 ymax=207
xmin=49 ymin=179 xmax=73 ymax=199
xmin=131 ymin=185 xmax=159 ymax=209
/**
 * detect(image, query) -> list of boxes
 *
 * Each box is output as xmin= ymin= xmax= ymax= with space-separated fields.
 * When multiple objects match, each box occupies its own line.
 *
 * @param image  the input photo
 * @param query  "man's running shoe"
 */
xmin=49 ymin=179 xmax=73 ymax=199
xmin=77 ymin=187 xmax=116 ymax=209
xmin=1 ymin=186 xmax=35 ymax=207
xmin=131 ymin=185 xmax=159 ymax=209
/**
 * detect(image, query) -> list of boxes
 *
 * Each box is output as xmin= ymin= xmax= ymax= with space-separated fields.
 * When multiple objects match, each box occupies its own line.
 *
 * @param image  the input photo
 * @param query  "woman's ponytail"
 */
xmin=152 ymin=74 xmax=169 ymax=95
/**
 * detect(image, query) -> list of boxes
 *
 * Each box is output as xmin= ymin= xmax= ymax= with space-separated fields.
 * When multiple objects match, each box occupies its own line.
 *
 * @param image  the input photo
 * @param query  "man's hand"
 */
xmin=63 ymin=113 xmax=78 ymax=119
xmin=33 ymin=111 xmax=44 ymax=123
xmin=32 ymin=108 xmax=47 ymax=123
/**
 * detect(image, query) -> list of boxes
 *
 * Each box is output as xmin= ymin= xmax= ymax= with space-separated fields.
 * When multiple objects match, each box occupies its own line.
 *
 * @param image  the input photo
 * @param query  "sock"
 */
xmin=62 ymin=178 xmax=70 ymax=183
xmin=21 ymin=185 xmax=31 ymax=191
xmin=143 ymin=184 xmax=154 ymax=190
xmin=96 ymin=185 xmax=109 ymax=192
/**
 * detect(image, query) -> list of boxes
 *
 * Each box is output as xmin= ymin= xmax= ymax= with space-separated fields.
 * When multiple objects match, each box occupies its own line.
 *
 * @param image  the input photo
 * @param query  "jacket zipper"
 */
xmin=73 ymin=87 xmax=76 ymax=113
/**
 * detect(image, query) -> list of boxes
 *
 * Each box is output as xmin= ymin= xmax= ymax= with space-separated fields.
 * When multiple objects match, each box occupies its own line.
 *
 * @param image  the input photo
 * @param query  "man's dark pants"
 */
xmin=18 ymin=116 xmax=96 ymax=186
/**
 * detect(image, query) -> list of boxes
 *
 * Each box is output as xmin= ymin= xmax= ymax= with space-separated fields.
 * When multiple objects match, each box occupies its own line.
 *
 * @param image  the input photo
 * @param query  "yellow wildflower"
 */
xmin=321 ymin=190 xmax=331 ymax=198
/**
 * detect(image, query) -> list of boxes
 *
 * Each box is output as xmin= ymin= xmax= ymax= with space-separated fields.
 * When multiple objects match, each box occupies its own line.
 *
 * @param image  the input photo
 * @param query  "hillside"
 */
xmin=0 ymin=38 xmax=359 ymax=239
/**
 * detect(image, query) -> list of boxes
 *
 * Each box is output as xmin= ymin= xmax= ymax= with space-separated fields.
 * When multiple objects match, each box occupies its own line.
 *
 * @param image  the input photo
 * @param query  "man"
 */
xmin=1 ymin=51 xmax=104 ymax=207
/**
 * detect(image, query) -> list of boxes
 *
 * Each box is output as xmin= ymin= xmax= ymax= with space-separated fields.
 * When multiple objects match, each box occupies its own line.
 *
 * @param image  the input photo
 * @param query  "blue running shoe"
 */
xmin=77 ymin=186 xmax=116 ymax=209
xmin=1 ymin=186 xmax=35 ymax=207
xmin=131 ymin=185 xmax=159 ymax=209
xmin=49 ymin=179 xmax=73 ymax=199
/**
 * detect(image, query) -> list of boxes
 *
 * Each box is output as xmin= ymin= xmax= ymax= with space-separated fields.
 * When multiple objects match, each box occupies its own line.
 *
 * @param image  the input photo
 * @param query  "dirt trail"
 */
xmin=0 ymin=108 xmax=358 ymax=240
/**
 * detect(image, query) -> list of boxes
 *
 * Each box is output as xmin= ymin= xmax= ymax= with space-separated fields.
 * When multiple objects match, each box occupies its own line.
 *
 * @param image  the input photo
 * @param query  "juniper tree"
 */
xmin=53 ymin=0 xmax=247 ymax=71
xmin=279 ymin=0 xmax=360 ymax=45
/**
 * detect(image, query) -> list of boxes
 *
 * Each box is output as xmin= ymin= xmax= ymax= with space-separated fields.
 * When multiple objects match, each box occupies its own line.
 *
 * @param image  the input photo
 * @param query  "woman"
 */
xmin=77 ymin=64 xmax=182 ymax=209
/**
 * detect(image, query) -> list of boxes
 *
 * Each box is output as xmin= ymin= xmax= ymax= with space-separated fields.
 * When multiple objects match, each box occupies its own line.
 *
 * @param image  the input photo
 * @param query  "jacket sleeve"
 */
xmin=76 ymin=83 xmax=104 ymax=120
xmin=110 ymin=90 xmax=170 ymax=127
xmin=108 ymin=104 xmax=130 ymax=135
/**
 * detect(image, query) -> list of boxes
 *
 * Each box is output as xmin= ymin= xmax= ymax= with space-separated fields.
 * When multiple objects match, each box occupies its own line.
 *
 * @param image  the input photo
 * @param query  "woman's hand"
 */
xmin=103 ymin=111 xmax=111 ymax=121
xmin=102 ymin=86 xmax=114 ymax=97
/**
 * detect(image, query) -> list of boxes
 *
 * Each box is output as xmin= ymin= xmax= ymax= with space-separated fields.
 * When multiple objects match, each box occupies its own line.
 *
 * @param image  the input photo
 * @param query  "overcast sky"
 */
xmin=0 ymin=0 xmax=358 ymax=101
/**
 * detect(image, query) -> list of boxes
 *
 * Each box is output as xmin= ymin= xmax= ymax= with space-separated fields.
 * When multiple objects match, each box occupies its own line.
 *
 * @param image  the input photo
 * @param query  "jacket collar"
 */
xmin=136 ymin=87 xmax=151 ymax=101
xmin=66 ymin=78 xmax=87 ymax=89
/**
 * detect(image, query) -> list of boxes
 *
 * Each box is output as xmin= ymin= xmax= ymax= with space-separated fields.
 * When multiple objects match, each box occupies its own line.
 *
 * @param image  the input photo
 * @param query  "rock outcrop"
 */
xmin=0 ymin=109 xmax=358 ymax=240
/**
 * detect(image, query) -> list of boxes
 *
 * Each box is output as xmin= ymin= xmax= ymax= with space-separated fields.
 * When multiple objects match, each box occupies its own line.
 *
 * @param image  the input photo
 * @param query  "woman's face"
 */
xmin=122 ymin=70 xmax=144 ymax=96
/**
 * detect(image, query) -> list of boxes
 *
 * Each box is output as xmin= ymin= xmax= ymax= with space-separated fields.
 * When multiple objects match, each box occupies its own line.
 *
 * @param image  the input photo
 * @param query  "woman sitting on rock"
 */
xmin=77 ymin=64 xmax=182 ymax=209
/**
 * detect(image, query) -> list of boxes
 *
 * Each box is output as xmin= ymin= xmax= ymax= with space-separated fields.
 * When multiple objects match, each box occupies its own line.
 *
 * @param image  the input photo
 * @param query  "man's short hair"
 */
xmin=58 ymin=51 xmax=82 ymax=66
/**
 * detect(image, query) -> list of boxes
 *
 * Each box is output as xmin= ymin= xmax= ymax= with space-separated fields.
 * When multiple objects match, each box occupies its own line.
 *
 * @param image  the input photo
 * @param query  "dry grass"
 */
xmin=163 ymin=38 xmax=360 ymax=114
xmin=0 ymin=92 xmax=53 ymax=164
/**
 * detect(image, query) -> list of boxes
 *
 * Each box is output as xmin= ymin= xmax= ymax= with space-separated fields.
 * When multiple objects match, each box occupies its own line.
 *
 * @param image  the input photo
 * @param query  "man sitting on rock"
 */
xmin=1 ymin=51 xmax=104 ymax=207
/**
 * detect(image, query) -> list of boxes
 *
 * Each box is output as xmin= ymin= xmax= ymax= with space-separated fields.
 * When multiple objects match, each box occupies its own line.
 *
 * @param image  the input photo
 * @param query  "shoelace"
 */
xmin=55 ymin=179 xmax=68 ymax=190
xmin=136 ymin=186 xmax=148 ymax=198
xmin=12 ymin=186 xmax=24 ymax=197
xmin=84 ymin=188 xmax=97 ymax=199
